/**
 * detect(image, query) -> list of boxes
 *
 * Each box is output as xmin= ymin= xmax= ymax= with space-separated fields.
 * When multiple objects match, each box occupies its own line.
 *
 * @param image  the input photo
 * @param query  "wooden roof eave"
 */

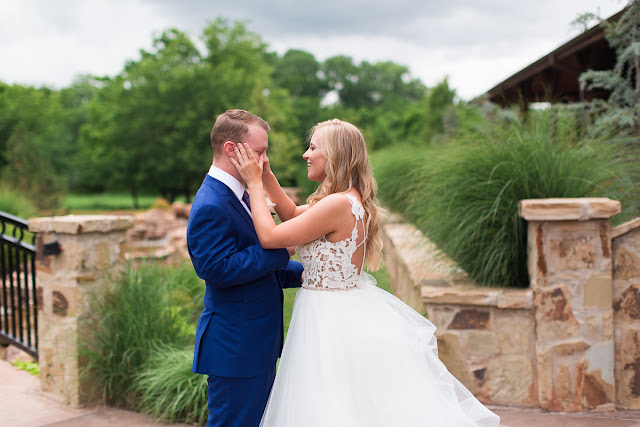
xmin=486 ymin=9 xmax=624 ymax=100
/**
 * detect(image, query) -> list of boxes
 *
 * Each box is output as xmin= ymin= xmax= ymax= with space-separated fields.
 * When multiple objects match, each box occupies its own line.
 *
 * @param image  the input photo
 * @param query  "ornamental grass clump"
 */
xmin=78 ymin=261 xmax=203 ymax=408
xmin=373 ymin=110 xmax=633 ymax=287
xmin=134 ymin=346 xmax=209 ymax=425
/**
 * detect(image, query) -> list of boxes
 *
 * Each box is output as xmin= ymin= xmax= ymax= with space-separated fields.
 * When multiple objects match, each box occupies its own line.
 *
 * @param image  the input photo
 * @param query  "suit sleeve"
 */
xmin=188 ymin=203 xmax=290 ymax=288
xmin=277 ymin=260 xmax=304 ymax=289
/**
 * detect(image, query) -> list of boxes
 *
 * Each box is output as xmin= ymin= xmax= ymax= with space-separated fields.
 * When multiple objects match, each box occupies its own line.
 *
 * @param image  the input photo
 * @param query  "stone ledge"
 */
xmin=28 ymin=215 xmax=135 ymax=234
xmin=519 ymin=198 xmax=621 ymax=221
xmin=612 ymin=217 xmax=640 ymax=240
xmin=380 ymin=212 xmax=533 ymax=311
xmin=422 ymin=286 xmax=533 ymax=309
xmin=382 ymin=222 xmax=467 ymax=286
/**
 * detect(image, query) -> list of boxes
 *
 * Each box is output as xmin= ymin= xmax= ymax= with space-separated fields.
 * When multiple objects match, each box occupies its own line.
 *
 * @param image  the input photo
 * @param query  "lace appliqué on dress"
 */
xmin=298 ymin=195 xmax=365 ymax=292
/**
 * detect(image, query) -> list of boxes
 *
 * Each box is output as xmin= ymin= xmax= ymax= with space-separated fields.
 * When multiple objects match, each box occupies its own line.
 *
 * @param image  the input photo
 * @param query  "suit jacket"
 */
xmin=187 ymin=174 xmax=303 ymax=378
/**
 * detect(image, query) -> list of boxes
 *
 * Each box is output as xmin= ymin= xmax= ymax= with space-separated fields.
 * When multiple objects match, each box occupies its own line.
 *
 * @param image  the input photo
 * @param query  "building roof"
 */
xmin=485 ymin=8 xmax=624 ymax=107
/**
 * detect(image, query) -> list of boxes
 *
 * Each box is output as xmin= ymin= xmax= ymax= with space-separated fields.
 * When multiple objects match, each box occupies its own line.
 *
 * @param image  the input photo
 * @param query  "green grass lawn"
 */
xmin=62 ymin=193 xmax=187 ymax=213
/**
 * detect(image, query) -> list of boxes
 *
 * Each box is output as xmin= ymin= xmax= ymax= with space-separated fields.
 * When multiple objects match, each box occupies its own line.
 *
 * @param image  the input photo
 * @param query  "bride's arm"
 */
xmin=232 ymin=143 xmax=345 ymax=248
xmin=262 ymin=158 xmax=309 ymax=221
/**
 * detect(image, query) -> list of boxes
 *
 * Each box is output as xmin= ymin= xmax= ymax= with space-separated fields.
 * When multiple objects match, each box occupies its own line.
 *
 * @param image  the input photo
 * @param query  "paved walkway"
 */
xmin=2 ymin=359 xmax=640 ymax=426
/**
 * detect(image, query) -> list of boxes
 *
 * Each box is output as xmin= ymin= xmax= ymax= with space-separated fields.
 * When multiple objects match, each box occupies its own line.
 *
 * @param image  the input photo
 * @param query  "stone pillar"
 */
xmin=519 ymin=198 xmax=620 ymax=411
xmin=612 ymin=218 xmax=640 ymax=409
xmin=28 ymin=215 xmax=134 ymax=406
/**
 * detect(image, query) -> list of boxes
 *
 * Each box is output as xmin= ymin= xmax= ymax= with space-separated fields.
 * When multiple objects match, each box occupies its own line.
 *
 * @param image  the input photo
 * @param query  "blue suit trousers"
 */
xmin=206 ymin=366 xmax=277 ymax=427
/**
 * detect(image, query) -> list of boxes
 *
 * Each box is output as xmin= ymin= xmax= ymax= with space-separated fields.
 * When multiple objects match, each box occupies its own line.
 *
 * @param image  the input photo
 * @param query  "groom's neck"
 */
xmin=212 ymin=157 xmax=245 ymax=185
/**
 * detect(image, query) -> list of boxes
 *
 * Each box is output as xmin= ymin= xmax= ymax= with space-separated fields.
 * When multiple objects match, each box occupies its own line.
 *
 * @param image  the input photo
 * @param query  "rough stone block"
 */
xmin=426 ymin=306 xmax=456 ymax=330
xmin=614 ymin=284 xmax=640 ymax=320
xmin=553 ymin=339 xmax=591 ymax=358
xmin=612 ymin=218 xmax=640 ymax=240
xmin=537 ymin=347 xmax=553 ymax=408
xmin=466 ymin=331 xmax=500 ymax=356
xmin=496 ymin=290 xmax=534 ymax=309
xmin=448 ymin=309 xmax=491 ymax=330
xmin=534 ymin=285 xmax=580 ymax=341
xmin=436 ymin=332 xmax=475 ymax=391
xmin=496 ymin=312 xmax=534 ymax=354
xmin=584 ymin=274 xmax=613 ymax=309
xmin=583 ymin=369 xmax=615 ymax=408
xmin=487 ymin=355 xmax=535 ymax=405
xmin=4 ymin=345 xmax=36 ymax=363
xmin=28 ymin=215 xmax=134 ymax=235
xmin=518 ymin=198 xmax=621 ymax=221
xmin=549 ymin=236 xmax=596 ymax=271
xmin=556 ymin=364 xmax=573 ymax=409
xmin=614 ymin=246 xmax=640 ymax=279
xmin=616 ymin=328 xmax=640 ymax=409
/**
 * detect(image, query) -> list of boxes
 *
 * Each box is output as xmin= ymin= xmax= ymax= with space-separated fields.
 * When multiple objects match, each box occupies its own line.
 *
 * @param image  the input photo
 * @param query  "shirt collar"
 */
xmin=207 ymin=165 xmax=245 ymax=201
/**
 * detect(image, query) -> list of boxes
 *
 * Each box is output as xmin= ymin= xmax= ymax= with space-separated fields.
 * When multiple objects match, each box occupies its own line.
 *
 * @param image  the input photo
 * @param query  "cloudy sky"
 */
xmin=0 ymin=0 xmax=625 ymax=100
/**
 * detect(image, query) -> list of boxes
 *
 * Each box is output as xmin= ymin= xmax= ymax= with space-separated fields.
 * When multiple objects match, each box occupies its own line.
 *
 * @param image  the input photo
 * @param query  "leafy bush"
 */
xmin=134 ymin=346 xmax=208 ymax=425
xmin=79 ymin=262 xmax=203 ymax=408
xmin=0 ymin=186 xmax=38 ymax=218
xmin=373 ymin=110 xmax=634 ymax=287
xmin=11 ymin=359 xmax=40 ymax=376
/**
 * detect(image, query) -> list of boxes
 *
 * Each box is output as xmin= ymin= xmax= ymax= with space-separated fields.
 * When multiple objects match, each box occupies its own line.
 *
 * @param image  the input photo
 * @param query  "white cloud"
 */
xmin=0 ymin=0 xmax=626 ymax=99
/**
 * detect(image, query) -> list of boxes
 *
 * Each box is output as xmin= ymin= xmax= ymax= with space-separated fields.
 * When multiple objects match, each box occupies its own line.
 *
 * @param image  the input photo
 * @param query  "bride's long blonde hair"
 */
xmin=307 ymin=119 xmax=383 ymax=271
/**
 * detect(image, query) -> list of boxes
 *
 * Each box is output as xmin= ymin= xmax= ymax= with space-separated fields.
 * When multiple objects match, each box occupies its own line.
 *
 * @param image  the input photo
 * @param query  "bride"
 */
xmin=231 ymin=119 xmax=500 ymax=427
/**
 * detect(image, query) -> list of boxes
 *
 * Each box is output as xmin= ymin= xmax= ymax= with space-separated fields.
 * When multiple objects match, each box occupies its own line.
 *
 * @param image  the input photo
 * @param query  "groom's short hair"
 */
xmin=211 ymin=109 xmax=270 ymax=157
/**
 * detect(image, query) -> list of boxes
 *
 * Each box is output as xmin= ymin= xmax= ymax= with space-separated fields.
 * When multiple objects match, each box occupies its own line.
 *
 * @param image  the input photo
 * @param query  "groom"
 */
xmin=187 ymin=109 xmax=304 ymax=427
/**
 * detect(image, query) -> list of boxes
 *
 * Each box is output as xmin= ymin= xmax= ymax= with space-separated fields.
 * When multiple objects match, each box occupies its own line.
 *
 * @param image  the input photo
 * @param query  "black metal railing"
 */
xmin=0 ymin=211 xmax=37 ymax=360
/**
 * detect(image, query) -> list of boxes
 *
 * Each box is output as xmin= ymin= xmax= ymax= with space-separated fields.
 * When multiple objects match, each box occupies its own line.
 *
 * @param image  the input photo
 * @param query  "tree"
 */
xmin=79 ymin=28 xmax=207 ymax=205
xmin=0 ymin=83 xmax=67 ymax=209
xmin=272 ymin=49 xmax=326 ymax=99
xmin=79 ymin=19 xmax=293 ymax=205
xmin=402 ymin=78 xmax=456 ymax=145
xmin=269 ymin=49 xmax=327 ymax=150
xmin=579 ymin=1 xmax=640 ymax=139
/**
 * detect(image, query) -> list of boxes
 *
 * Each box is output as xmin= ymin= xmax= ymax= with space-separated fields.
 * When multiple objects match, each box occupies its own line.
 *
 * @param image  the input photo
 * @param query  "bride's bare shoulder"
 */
xmin=309 ymin=193 xmax=353 ymax=214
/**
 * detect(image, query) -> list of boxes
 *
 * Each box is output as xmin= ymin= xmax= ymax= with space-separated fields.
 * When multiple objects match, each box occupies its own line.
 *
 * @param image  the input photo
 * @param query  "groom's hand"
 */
xmin=286 ymin=246 xmax=296 ymax=257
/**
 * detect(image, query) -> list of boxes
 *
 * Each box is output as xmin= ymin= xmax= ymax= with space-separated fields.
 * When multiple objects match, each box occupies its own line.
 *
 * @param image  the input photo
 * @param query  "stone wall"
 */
xmin=382 ymin=198 xmax=633 ymax=412
xmin=125 ymin=202 xmax=190 ymax=261
xmin=380 ymin=212 xmax=537 ymax=407
xmin=612 ymin=218 xmax=640 ymax=409
xmin=28 ymin=215 xmax=134 ymax=406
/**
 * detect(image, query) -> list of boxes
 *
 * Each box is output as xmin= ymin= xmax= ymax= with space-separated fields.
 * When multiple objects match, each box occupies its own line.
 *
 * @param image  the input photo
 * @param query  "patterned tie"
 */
xmin=241 ymin=190 xmax=251 ymax=211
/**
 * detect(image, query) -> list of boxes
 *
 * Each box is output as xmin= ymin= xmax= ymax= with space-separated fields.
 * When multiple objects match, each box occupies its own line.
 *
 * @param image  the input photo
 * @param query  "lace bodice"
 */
xmin=297 ymin=195 xmax=366 ymax=291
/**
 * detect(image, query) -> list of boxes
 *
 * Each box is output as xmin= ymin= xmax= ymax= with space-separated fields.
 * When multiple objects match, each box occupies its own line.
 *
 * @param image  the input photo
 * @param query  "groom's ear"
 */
xmin=222 ymin=141 xmax=236 ymax=158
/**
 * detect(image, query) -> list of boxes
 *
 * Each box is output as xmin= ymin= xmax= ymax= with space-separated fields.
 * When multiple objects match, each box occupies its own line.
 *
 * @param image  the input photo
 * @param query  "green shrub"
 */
xmin=134 ymin=346 xmax=208 ymax=425
xmin=373 ymin=110 xmax=634 ymax=287
xmin=0 ymin=186 xmax=38 ymax=218
xmin=11 ymin=359 xmax=40 ymax=376
xmin=79 ymin=262 xmax=203 ymax=407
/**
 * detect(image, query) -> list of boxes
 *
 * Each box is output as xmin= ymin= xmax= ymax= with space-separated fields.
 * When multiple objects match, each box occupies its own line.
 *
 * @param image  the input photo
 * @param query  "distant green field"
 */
xmin=63 ymin=193 xmax=181 ymax=212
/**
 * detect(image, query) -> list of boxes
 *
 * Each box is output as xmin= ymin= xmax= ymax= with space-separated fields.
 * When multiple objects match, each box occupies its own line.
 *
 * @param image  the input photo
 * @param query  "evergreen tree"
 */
xmin=579 ymin=1 xmax=640 ymax=140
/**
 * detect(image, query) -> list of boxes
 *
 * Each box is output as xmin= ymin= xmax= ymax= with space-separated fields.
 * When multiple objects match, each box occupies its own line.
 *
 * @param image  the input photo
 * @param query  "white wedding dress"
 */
xmin=260 ymin=195 xmax=500 ymax=427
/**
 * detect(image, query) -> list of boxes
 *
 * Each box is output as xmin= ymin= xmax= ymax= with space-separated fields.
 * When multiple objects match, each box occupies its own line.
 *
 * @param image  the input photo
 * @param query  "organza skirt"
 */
xmin=260 ymin=272 xmax=500 ymax=427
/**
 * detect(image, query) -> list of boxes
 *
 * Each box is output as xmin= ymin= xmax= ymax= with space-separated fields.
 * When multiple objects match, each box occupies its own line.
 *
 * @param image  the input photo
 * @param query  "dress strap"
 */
xmin=346 ymin=195 xmax=367 ymax=272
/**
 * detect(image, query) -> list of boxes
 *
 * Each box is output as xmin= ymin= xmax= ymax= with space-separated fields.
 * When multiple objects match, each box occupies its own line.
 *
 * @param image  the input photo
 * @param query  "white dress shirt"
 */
xmin=208 ymin=165 xmax=252 ymax=217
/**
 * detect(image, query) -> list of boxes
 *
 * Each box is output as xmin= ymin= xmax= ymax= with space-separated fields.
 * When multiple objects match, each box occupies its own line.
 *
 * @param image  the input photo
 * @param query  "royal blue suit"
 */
xmin=187 ymin=174 xmax=303 ymax=427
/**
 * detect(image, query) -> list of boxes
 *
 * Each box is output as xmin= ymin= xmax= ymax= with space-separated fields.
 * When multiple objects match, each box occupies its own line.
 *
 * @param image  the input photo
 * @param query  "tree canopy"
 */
xmin=0 ymin=17 xmax=457 ymax=207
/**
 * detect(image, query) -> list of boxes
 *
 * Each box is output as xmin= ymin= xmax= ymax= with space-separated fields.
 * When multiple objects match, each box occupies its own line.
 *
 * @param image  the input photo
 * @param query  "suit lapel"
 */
xmin=204 ymin=175 xmax=255 ymax=231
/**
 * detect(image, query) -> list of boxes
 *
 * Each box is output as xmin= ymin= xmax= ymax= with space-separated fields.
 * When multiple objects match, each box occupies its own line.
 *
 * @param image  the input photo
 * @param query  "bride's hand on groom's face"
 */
xmin=231 ymin=143 xmax=263 ymax=186
xmin=261 ymin=153 xmax=272 ymax=178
